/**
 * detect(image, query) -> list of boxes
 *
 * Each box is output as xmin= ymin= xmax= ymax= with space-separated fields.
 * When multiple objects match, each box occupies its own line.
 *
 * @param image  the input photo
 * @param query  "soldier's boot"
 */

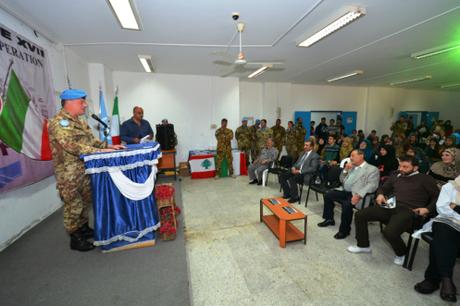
xmin=79 ymin=223 xmax=94 ymax=239
xmin=70 ymin=231 xmax=95 ymax=252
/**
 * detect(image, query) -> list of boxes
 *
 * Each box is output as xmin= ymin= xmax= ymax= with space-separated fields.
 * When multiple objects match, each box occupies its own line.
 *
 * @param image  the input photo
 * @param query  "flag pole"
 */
xmin=1 ymin=59 xmax=14 ymax=99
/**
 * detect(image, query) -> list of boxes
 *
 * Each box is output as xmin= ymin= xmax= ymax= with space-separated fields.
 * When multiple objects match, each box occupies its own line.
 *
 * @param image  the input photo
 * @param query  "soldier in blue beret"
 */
xmin=49 ymin=89 xmax=125 ymax=251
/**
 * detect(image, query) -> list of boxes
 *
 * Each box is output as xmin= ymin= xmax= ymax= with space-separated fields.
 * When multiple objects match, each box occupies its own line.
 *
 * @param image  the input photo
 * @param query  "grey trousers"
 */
xmin=248 ymin=163 xmax=269 ymax=181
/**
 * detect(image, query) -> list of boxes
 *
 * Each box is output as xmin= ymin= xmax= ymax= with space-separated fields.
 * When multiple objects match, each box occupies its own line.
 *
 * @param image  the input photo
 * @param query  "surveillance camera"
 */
xmin=232 ymin=12 xmax=240 ymax=20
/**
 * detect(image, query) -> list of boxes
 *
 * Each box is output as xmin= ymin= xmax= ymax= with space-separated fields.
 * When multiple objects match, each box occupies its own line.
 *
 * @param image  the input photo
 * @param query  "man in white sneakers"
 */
xmin=347 ymin=155 xmax=439 ymax=265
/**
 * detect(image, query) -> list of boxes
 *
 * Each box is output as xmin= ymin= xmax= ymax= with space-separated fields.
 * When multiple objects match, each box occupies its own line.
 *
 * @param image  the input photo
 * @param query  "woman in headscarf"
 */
xmin=429 ymin=148 xmax=459 ymax=186
xmin=358 ymin=139 xmax=374 ymax=163
xmin=372 ymin=145 xmax=399 ymax=177
xmin=339 ymin=136 xmax=354 ymax=160
xmin=414 ymin=175 xmax=460 ymax=302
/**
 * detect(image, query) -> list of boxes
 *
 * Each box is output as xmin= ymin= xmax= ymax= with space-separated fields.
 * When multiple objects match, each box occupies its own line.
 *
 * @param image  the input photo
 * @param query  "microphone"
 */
xmin=91 ymin=114 xmax=109 ymax=129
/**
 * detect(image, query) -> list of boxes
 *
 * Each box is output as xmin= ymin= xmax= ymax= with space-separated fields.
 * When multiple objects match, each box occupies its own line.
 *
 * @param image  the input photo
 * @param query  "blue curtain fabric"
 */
xmin=82 ymin=142 xmax=161 ymax=251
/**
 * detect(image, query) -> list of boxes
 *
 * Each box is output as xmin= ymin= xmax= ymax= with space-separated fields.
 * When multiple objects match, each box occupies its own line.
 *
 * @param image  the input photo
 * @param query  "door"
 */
xmin=342 ymin=112 xmax=357 ymax=136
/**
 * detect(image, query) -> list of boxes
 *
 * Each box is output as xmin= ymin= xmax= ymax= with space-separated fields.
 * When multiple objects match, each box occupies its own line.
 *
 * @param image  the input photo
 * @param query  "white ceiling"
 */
xmin=2 ymin=0 xmax=460 ymax=90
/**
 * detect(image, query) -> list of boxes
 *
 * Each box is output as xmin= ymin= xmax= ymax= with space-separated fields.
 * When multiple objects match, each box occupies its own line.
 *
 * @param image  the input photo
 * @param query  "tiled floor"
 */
xmin=181 ymin=176 xmax=455 ymax=306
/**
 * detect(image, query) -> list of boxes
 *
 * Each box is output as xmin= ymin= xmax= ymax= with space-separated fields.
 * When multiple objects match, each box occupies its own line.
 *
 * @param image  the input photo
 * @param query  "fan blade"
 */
xmin=213 ymin=60 xmax=233 ymax=66
xmin=220 ymin=69 xmax=238 ymax=78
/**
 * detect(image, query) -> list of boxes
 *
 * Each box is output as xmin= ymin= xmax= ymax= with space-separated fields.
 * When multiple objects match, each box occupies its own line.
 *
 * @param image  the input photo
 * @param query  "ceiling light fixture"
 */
xmin=107 ymin=0 xmax=141 ymax=30
xmin=327 ymin=70 xmax=363 ymax=82
xmin=389 ymin=75 xmax=432 ymax=86
xmin=441 ymin=83 xmax=460 ymax=89
xmin=138 ymin=55 xmax=154 ymax=73
xmin=298 ymin=8 xmax=365 ymax=48
xmin=411 ymin=44 xmax=460 ymax=59
xmin=248 ymin=66 xmax=269 ymax=79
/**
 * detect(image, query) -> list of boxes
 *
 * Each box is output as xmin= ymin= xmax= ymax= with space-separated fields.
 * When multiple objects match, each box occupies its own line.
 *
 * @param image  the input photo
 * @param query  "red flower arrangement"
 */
xmin=155 ymin=185 xmax=175 ymax=200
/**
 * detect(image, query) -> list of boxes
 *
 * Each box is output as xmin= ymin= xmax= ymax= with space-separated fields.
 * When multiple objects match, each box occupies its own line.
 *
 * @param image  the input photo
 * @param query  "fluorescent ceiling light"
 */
xmin=411 ymin=44 xmax=460 ymax=59
xmin=138 ymin=55 xmax=154 ymax=73
xmin=248 ymin=66 xmax=269 ymax=79
xmin=327 ymin=70 xmax=363 ymax=82
xmin=298 ymin=8 xmax=365 ymax=47
xmin=441 ymin=83 xmax=460 ymax=89
xmin=107 ymin=0 xmax=141 ymax=30
xmin=389 ymin=75 xmax=432 ymax=86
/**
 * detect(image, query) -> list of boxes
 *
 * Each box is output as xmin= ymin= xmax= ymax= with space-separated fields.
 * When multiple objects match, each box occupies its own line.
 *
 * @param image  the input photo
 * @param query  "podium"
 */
xmin=82 ymin=142 xmax=162 ymax=252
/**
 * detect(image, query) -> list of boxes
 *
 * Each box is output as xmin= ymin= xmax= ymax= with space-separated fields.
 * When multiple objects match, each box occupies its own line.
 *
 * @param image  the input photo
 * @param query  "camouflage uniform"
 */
xmin=48 ymin=109 xmax=107 ymax=234
xmin=215 ymin=127 xmax=234 ymax=176
xmin=271 ymin=124 xmax=286 ymax=159
xmin=285 ymin=127 xmax=299 ymax=160
xmin=295 ymin=123 xmax=307 ymax=153
xmin=249 ymin=124 xmax=259 ymax=162
xmin=256 ymin=127 xmax=273 ymax=157
xmin=235 ymin=125 xmax=252 ymax=165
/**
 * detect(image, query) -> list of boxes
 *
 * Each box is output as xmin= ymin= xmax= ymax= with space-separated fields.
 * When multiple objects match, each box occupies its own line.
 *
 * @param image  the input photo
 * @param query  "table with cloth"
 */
xmin=82 ymin=142 xmax=161 ymax=252
xmin=188 ymin=149 xmax=247 ymax=179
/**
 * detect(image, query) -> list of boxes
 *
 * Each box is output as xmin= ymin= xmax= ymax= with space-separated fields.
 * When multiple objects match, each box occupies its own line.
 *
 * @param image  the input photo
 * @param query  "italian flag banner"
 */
xmin=111 ymin=94 xmax=121 ymax=145
xmin=0 ymin=69 xmax=51 ymax=160
xmin=0 ymin=23 xmax=55 ymax=192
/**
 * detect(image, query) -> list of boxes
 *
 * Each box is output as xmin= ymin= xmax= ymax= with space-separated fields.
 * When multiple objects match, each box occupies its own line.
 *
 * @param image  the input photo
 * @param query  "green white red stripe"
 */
xmin=0 ymin=70 xmax=51 ymax=160
xmin=111 ymin=95 xmax=121 ymax=144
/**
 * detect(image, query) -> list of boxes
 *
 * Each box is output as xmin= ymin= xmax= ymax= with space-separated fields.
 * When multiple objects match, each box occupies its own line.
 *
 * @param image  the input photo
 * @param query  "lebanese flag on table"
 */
xmin=189 ymin=154 xmax=216 ymax=179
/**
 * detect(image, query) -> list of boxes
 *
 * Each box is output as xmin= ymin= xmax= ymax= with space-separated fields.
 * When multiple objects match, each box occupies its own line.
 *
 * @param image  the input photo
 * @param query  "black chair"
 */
xmin=377 ymin=213 xmax=430 ymax=271
xmin=266 ymin=155 xmax=292 ymax=190
xmin=304 ymin=166 xmax=342 ymax=207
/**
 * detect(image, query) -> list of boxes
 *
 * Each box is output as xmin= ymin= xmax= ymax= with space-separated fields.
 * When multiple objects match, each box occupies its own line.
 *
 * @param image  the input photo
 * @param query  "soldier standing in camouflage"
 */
xmin=215 ymin=118 xmax=234 ymax=178
xmin=271 ymin=119 xmax=286 ymax=160
xmin=235 ymin=119 xmax=251 ymax=166
xmin=295 ymin=117 xmax=307 ymax=154
xmin=256 ymin=119 xmax=273 ymax=158
xmin=48 ymin=89 xmax=125 ymax=251
xmin=285 ymin=121 xmax=298 ymax=161
xmin=249 ymin=119 xmax=260 ymax=163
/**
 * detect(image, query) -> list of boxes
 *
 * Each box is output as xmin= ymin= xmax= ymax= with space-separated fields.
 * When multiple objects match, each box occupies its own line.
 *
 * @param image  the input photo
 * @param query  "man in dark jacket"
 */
xmin=279 ymin=140 xmax=320 ymax=203
xmin=347 ymin=155 xmax=440 ymax=266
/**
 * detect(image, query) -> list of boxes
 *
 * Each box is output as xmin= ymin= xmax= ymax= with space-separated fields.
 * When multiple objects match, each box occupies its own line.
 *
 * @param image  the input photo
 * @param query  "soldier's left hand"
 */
xmin=108 ymin=144 xmax=126 ymax=150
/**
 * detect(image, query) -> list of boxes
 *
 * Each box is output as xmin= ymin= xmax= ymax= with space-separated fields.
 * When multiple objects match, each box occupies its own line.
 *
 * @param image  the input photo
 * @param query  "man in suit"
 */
xmin=279 ymin=140 xmax=320 ymax=203
xmin=318 ymin=149 xmax=380 ymax=239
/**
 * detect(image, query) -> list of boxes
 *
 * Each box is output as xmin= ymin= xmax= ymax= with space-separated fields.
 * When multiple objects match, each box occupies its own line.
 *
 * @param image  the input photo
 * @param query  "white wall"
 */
xmin=0 ymin=8 xmax=91 ymax=250
xmin=113 ymin=71 xmax=239 ymax=161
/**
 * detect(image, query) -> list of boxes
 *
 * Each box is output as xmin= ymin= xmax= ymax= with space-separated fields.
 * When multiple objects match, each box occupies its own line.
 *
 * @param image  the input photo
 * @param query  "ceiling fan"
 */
xmin=213 ymin=15 xmax=284 ymax=78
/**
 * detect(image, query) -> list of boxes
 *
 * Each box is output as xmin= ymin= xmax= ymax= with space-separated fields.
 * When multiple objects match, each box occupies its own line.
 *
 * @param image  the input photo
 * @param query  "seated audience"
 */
xmin=428 ymin=148 xmax=459 ymax=186
xmin=405 ymin=145 xmax=431 ymax=174
xmin=347 ymin=155 xmax=439 ymax=265
xmin=414 ymin=174 xmax=460 ymax=302
xmin=317 ymin=137 xmax=326 ymax=156
xmin=425 ymin=137 xmax=441 ymax=162
xmin=120 ymin=106 xmax=153 ymax=144
xmin=339 ymin=137 xmax=354 ymax=160
xmin=321 ymin=135 xmax=340 ymax=165
xmin=358 ymin=139 xmax=374 ymax=163
xmin=371 ymin=145 xmax=399 ymax=178
xmin=279 ymin=140 xmax=320 ymax=203
xmin=248 ymin=138 xmax=278 ymax=186
xmin=317 ymin=149 xmax=379 ymax=239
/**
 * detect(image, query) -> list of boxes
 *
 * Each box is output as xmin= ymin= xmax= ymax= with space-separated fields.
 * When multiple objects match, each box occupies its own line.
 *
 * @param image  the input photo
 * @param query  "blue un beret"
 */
xmin=60 ymin=89 xmax=87 ymax=100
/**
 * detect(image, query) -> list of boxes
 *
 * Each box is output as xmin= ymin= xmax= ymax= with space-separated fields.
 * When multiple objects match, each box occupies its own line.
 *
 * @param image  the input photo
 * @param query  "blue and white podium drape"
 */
xmin=82 ymin=142 xmax=162 ymax=251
